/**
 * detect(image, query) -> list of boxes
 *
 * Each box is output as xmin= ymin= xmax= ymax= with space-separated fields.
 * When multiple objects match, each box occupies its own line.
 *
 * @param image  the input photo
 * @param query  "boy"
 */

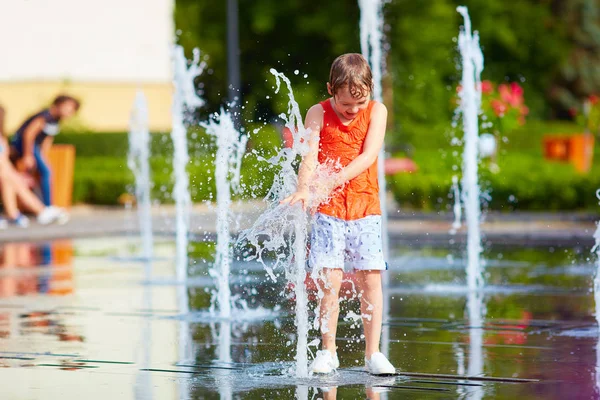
xmin=282 ymin=53 xmax=395 ymax=375
xmin=10 ymin=94 xmax=80 ymax=206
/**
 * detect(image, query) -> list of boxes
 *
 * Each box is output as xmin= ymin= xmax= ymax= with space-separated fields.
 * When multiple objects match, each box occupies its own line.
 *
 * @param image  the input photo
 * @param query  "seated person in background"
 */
xmin=9 ymin=94 xmax=80 ymax=206
xmin=0 ymin=105 xmax=68 ymax=228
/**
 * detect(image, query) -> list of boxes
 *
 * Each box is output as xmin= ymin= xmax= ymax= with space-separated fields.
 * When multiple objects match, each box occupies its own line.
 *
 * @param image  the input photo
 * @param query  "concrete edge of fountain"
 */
xmin=1 ymin=215 xmax=594 ymax=246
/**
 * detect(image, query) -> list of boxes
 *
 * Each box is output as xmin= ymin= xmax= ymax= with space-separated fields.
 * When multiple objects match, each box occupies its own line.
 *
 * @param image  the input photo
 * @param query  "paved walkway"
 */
xmin=1 ymin=223 xmax=597 ymax=399
xmin=1 ymin=202 xmax=597 ymax=245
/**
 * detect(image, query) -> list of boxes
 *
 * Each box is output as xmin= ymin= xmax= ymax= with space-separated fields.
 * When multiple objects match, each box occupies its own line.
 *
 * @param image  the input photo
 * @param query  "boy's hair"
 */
xmin=53 ymin=94 xmax=81 ymax=111
xmin=329 ymin=53 xmax=374 ymax=99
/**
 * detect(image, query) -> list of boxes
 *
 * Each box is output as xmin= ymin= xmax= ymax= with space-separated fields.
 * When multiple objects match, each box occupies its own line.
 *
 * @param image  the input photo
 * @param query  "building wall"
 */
xmin=0 ymin=0 xmax=174 ymax=132
xmin=0 ymin=82 xmax=172 ymax=133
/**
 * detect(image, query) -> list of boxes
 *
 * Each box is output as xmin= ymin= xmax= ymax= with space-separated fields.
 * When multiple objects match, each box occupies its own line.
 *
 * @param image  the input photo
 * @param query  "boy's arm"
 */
xmin=281 ymin=104 xmax=323 ymax=208
xmin=40 ymin=136 xmax=53 ymax=159
xmin=334 ymin=102 xmax=387 ymax=186
xmin=296 ymin=105 xmax=322 ymax=192
xmin=21 ymin=116 xmax=45 ymax=168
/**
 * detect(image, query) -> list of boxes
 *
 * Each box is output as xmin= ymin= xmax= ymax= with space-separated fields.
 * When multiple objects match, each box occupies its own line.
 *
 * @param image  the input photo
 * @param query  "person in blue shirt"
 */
xmin=10 ymin=95 xmax=80 ymax=206
xmin=0 ymin=105 xmax=69 ymax=227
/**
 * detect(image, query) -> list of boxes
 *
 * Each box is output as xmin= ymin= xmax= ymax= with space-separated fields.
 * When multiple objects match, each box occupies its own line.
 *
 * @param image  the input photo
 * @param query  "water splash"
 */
xmin=358 ymin=0 xmax=388 ymax=257
xmin=215 ymin=320 xmax=233 ymax=400
xmin=168 ymin=305 xmax=279 ymax=323
xmin=358 ymin=0 xmax=384 ymax=102
xmin=127 ymin=91 xmax=153 ymax=261
xmin=454 ymin=342 xmax=466 ymax=398
xmin=202 ymin=109 xmax=248 ymax=318
xmin=450 ymin=175 xmax=462 ymax=234
xmin=358 ymin=0 xmax=391 ymax=360
xmin=465 ymin=290 xmax=485 ymax=400
xmin=135 ymin=261 xmax=153 ymax=400
xmin=237 ymin=69 xmax=313 ymax=378
xmin=593 ymin=189 xmax=600 ymax=396
xmin=456 ymin=7 xmax=485 ymax=399
xmin=456 ymin=6 xmax=484 ymax=291
xmin=177 ymin=279 xmax=192 ymax=400
xmin=171 ymin=45 xmax=206 ymax=282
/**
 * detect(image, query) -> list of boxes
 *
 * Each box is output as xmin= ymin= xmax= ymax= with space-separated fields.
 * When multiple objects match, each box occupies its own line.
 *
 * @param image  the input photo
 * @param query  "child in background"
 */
xmin=0 ymin=105 xmax=68 ymax=227
xmin=282 ymin=53 xmax=395 ymax=375
xmin=10 ymin=95 xmax=80 ymax=206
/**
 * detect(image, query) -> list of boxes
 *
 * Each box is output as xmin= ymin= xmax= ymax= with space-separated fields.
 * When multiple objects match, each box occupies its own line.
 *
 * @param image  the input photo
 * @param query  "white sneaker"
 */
xmin=9 ymin=214 xmax=29 ymax=228
xmin=365 ymin=352 xmax=396 ymax=375
xmin=310 ymin=350 xmax=340 ymax=374
xmin=37 ymin=207 xmax=70 ymax=225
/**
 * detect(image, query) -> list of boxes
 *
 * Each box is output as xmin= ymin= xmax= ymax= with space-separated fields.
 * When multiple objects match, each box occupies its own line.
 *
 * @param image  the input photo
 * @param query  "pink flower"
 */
xmin=481 ymin=80 xmax=493 ymax=94
xmin=481 ymin=80 xmax=528 ymax=130
xmin=510 ymin=82 xmax=524 ymax=98
xmin=499 ymin=83 xmax=523 ymax=107
xmin=499 ymin=84 xmax=511 ymax=101
xmin=491 ymin=99 xmax=507 ymax=117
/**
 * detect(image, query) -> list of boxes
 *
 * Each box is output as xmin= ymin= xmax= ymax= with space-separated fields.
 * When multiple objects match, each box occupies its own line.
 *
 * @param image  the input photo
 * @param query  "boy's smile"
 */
xmin=328 ymin=85 xmax=370 ymax=124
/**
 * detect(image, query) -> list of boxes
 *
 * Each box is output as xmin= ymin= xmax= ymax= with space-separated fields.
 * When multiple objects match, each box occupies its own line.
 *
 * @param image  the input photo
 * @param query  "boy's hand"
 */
xmin=281 ymin=190 xmax=309 ymax=211
xmin=22 ymin=155 xmax=36 ymax=170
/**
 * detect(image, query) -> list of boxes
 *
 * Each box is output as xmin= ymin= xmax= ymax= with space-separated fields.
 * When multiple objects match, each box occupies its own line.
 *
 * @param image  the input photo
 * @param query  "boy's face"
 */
xmin=57 ymin=101 xmax=78 ymax=119
xmin=329 ymin=84 xmax=370 ymax=121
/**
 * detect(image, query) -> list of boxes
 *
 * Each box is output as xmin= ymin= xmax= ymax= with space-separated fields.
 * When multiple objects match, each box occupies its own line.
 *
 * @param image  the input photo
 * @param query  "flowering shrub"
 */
xmin=574 ymin=94 xmax=600 ymax=135
xmin=456 ymin=81 xmax=529 ymax=134
xmin=480 ymin=81 xmax=529 ymax=134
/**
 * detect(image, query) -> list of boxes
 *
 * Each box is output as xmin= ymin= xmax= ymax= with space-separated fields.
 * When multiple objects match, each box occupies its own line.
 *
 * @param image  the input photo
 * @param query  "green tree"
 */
xmin=461 ymin=0 xmax=568 ymax=118
xmin=386 ymin=0 xmax=569 ymax=150
xmin=175 ymin=0 xmax=359 ymax=124
xmin=549 ymin=0 xmax=600 ymax=117
xmin=175 ymin=0 xmax=570 ymax=149
xmin=385 ymin=0 xmax=457 ymax=151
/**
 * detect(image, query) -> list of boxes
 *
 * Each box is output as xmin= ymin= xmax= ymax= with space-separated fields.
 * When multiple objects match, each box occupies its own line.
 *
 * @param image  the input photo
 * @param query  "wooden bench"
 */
xmin=48 ymin=144 xmax=76 ymax=208
xmin=543 ymin=134 xmax=594 ymax=174
xmin=16 ymin=144 xmax=76 ymax=208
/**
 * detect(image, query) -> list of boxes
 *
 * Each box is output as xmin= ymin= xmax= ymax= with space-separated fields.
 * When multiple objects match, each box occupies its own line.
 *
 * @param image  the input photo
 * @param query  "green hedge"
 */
xmin=65 ymin=124 xmax=282 ymax=205
xmin=389 ymin=151 xmax=600 ymax=211
xmin=59 ymin=121 xmax=600 ymax=210
xmin=388 ymin=120 xmax=600 ymax=211
xmin=55 ymin=122 xmax=282 ymax=158
xmin=71 ymin=152 xmax=278 ymax=205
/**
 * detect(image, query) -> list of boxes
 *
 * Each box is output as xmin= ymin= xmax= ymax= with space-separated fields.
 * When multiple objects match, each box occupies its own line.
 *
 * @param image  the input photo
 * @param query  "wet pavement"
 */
xmin=0 ymin=203 xmax=596 ymax=248
xmin=0 ymin=234 xmax=599 ymax=399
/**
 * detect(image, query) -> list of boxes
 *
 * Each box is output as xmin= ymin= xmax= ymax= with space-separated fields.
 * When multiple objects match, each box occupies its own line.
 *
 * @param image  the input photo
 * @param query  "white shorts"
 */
xmin=308 ymin=213 xmax=387 ymax=271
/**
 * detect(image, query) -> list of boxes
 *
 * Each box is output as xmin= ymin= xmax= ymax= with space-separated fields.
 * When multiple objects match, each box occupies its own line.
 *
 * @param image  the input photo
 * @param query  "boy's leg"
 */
xmin=355 ymin=270 xmax=383 ymax=359
xmin=0 ymin=157 xmax=20 ymax=220
xmin=317 ymin=267 xmax=343 ymax=356
xmin=33 ymin=146 xmax=52 ymax=206
xmin=8 ymin=165 xmax=44 ymax=215
xmin=365 ymin=386 xmax=381 ymax=400
xmin=321 ymin=387 xmax=337 ymax=400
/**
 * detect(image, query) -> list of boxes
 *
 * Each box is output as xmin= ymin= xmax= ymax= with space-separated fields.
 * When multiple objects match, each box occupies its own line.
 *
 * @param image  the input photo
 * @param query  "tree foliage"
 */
xmin=175 ymin=0 xmax=359 ymax=124
xmin=550 ymin=0 xmax=600 ymax=117
xmin=175 ymin=0 xmax=574 ymax=148
xmin=387 ymin=0 xmax=569 ymax=147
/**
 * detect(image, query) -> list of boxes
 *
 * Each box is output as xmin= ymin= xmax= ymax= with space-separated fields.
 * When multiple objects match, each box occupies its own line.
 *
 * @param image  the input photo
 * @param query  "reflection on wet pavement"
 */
xmin=0 ymin=238 xmax=599 ymax=399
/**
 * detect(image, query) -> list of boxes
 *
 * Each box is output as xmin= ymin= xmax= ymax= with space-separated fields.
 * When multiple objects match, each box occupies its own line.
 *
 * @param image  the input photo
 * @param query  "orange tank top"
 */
xmin=316 ymin=99 xmax=381 ymax=221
